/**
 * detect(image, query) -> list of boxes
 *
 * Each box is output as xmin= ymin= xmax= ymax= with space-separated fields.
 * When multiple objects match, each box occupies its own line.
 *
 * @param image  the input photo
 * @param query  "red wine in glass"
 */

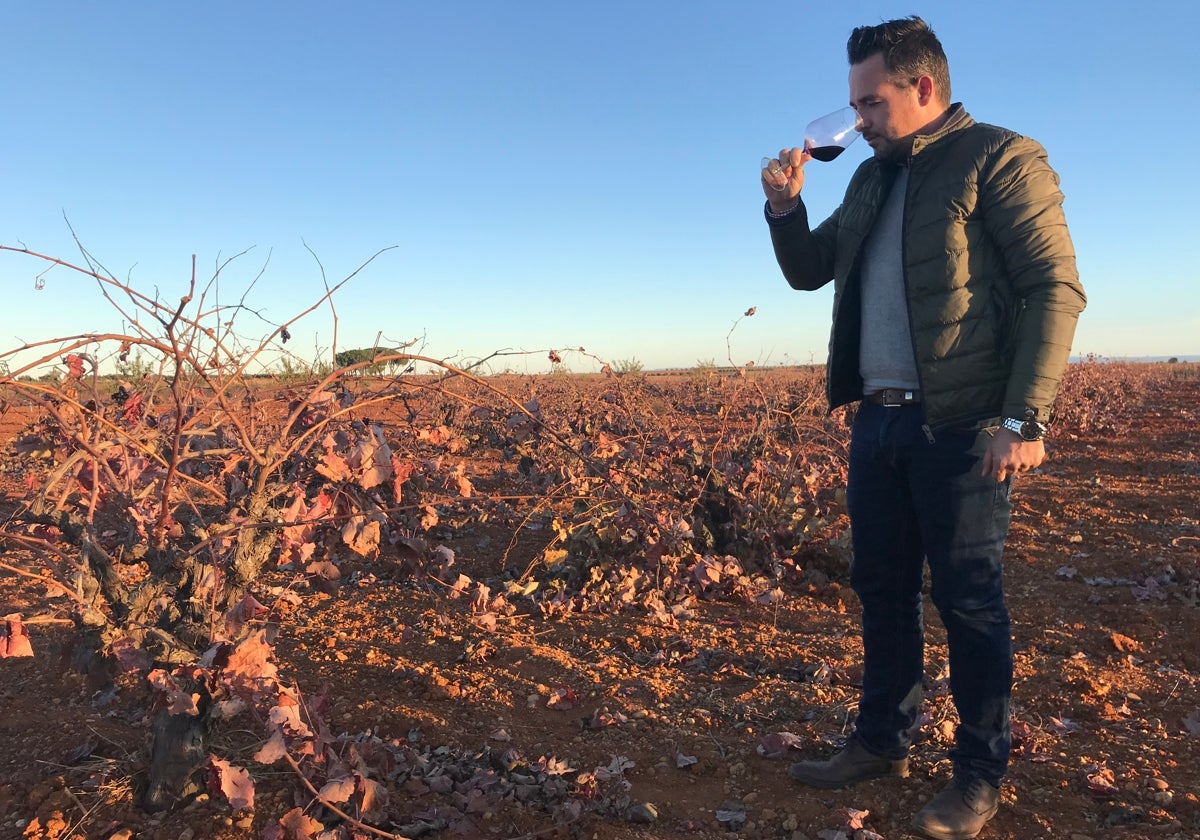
xmin=806 ymin=145 xmax=845 ymax=162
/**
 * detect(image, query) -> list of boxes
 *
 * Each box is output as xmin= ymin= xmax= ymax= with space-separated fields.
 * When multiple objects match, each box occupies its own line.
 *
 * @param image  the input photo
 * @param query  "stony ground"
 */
xmin=1 ymin=371 xmax=1198 ymax=840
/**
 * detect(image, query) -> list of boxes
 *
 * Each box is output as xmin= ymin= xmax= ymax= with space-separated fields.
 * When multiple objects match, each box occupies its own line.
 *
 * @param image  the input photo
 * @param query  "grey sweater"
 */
xmin=859 ymin=166 xmax=918 ymax=394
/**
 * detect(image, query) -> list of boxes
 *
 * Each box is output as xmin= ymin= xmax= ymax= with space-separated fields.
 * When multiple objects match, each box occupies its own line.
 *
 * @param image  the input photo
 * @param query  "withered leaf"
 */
xmin=253 ymin=730 xmax=288 ymax=765
xmin=0 ymin=614 xmax=34 ymax=659
xmin=148 ymin=669 xmax=200 ymax=716
xmin=318 ymin=775 xmax=355 ymax=804
xmin=546 ymin=686 xmax=577 ymax=710
xmin=208 ymin=756 xmax=255 ymax=811
xmin=755 ymin=731 xmax=803 ymax=758
xmin=223 ymin=630 xmax=279 ymax=698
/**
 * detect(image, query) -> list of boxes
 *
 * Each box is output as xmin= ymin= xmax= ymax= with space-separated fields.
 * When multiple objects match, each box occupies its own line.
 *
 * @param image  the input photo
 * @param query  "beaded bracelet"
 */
xmin=765 ymin=201 xmax=800 ymax=219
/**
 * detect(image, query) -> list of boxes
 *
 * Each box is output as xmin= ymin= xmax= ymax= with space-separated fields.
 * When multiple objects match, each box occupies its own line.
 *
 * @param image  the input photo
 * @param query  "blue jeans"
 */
xmin=846 ymin=401 xmax=1013 ymax=787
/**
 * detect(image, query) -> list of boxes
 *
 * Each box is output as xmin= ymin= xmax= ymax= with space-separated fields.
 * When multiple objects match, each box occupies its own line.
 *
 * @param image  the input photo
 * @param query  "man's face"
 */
xmin=848 ymin=53 xmax=928 ymax=160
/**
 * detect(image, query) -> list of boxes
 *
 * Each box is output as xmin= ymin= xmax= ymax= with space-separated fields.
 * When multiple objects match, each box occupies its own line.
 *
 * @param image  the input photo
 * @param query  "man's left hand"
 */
xmin=982 ymin=429 xmax=1046 ymax=482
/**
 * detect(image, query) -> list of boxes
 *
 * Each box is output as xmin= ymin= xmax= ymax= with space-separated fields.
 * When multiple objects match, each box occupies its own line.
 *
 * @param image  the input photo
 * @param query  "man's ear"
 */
xmin=916 ymin=75 xmax=936 ymax=106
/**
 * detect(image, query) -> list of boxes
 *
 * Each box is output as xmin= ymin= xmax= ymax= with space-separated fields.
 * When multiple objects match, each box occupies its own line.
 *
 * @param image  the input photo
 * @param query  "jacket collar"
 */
xmin=871 ymin=103 xmax=974 ymax=176
xmin=910 ymin=102 xmax=973 ymax=157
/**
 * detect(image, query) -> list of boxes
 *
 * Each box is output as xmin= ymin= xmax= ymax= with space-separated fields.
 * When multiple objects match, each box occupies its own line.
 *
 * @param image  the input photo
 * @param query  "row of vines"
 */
xmin=0 ymin=245 xmax=1175 ymax=838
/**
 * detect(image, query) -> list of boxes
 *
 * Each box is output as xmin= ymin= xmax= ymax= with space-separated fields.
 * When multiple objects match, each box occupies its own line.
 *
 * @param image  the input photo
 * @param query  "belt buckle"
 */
xmin=882 ymin=389 xmax=915 ymax=407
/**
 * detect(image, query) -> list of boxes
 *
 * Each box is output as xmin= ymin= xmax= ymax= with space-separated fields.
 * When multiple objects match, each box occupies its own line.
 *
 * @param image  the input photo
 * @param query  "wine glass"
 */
xmin=762 ymin=106 xmax=863 ymax=189
xmin=801 ymin=106 xmax=863 ymax=161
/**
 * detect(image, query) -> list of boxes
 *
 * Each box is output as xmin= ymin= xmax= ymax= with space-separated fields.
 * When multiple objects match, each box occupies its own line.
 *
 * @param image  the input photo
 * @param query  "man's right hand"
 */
xmin=761 ymin=146 xmax=809 ymax=213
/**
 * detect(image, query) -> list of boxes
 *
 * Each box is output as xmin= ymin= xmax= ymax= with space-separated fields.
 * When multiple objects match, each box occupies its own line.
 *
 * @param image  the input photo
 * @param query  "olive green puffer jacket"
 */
xmin=768 ymin=104 xmax=1086 ymax=432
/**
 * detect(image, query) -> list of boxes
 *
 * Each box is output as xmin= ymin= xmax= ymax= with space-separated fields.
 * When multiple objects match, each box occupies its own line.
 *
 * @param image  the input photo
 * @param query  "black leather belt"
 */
xmin=864 ymin=388 xmax=922 ymax=406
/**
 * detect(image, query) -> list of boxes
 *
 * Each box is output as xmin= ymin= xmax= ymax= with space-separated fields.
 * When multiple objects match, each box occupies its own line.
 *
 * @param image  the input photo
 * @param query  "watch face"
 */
xmin=1020 ymin=420 xmax=1045 ymax=441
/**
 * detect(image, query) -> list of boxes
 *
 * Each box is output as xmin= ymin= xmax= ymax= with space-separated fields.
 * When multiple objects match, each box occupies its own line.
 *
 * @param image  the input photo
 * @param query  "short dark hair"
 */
xmin=847 ymin=16 xmax=951 ymax=103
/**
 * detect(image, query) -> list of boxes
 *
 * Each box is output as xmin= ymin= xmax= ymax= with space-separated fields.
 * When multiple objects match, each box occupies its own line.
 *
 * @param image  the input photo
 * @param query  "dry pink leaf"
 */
xmin=148 ymin=669 xmax=200 ymax=716
xmin=208 ymin=756 xmax=255 ymax=811
xmin=755 ymin=731 xmax=803 ymax=759
xmin=0 ymin=614 xmax=34 ymax=659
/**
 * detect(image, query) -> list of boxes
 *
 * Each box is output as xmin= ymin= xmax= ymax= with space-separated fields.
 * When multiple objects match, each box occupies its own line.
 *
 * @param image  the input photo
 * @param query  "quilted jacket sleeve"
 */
xmin=765 ymin=199 xmax=841 ymax=292
xmin=979 ymin=136 xmax=1087 ymax=424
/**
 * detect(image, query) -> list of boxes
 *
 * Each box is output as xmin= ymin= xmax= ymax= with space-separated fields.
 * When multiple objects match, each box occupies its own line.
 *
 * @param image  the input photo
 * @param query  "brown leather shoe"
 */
xmin=786 ymin=739 xmax=909 ymax=789
xmin=911 ymin=778 xmax=1000 ymax=839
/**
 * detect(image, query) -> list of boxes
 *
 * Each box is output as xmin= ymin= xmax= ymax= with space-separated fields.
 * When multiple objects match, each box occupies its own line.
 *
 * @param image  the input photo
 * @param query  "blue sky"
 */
xmin=1 ymin=1 xmax=1195 ymax=375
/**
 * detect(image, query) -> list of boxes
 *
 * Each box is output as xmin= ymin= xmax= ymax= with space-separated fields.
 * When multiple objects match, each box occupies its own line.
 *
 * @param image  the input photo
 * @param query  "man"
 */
xmin=761 ymin=16 xmax=1085 ymax=840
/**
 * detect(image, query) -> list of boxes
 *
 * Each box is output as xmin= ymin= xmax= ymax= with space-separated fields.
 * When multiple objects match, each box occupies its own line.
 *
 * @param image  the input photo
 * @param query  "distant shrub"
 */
xmin=335 ymin=346 xmax=404 ymax=374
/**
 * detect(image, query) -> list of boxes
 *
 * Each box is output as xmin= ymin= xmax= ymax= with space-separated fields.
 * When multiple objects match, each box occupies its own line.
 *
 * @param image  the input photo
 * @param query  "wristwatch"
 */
xmin=1002 ymin=411 xmax=1048 ymax=442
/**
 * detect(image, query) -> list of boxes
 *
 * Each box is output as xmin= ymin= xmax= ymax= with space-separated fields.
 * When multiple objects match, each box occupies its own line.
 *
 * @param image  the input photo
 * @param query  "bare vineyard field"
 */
xmin=1 ymin=360 xmax=1198 ymax=840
